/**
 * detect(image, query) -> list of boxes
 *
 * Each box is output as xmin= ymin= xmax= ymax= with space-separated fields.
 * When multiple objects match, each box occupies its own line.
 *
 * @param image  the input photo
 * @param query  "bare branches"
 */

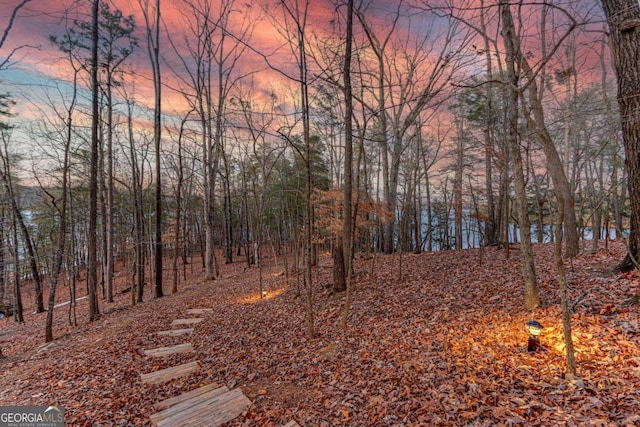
xmin=0 ymin=0 xmax=31 ymax=51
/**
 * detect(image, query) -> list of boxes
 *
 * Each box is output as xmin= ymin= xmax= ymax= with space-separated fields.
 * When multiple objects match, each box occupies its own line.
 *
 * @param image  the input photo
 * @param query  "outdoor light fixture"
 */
xmin=262 ymin=290 xmax=267 ymax=298
xmin=526 ymin=320 xmax=544 ymax=352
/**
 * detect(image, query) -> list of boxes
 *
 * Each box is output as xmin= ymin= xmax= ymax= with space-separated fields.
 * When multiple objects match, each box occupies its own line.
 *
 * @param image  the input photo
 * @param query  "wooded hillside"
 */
xmin=0 ymin=242 xmax=638 ymax=426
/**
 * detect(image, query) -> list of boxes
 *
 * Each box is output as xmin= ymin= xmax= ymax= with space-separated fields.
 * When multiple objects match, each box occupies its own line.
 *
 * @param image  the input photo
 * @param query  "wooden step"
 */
xmin=282 ymin=422 xmax=301 ymax=427
xmin=156 ymin=328 xmax=194 ymax=336
xmin=155 ymin=383 xmax=223 ymax=411
xmin=141 ymin=361 xmax=200 ymax=384
xmin=186 ymin=308 xmax=213 ymax=315
xmin=171 ymin=318 xmax=204 ymax=326
xmin=144 ymin=343 xmax=193 ymax=358
xmin=150 ymin=387 xmax=251 ymax=427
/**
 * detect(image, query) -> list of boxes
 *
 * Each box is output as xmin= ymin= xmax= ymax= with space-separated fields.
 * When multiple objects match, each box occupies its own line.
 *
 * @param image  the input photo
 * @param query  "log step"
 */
xmin=154 ymin=383 xmax=223 ymax=411
xmin=150 ymin=386 xmax=251 ymax=427
xmin=156 ymin=328 xmax=194 ymax=336
xmin=171 ymin=318 xmax=204 ymax=326
xmin=144 ymin=343 xmax=193 ymax=358
xmin=186 ymin=308 xmax=213 ymax=315
xmin=141 ymin=361 xmax=200 ymax=384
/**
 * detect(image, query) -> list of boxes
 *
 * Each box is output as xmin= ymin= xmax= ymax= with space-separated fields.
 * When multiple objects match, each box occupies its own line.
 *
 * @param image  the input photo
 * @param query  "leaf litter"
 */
xmin=0 ymin=241 xmax=638 ymax=426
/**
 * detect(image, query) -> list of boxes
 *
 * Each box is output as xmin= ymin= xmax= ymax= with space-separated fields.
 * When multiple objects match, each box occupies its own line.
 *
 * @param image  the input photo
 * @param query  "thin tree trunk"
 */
xmin=87 ymin=0 xmax=100 ymax=321
xmin=454 ymin=113 xmax=464 ymax=250
xmin=341 ymin=0 xmax=354 ymax=329
xmin=105 ymin=77 xmax=115 ymax=303
xmin=127 ymin=100 xmax=145 ymax=304
xmin=45 ymin=65 xmax=76 ymax=341
xmin=172 ymin=115 xmax=188 ymax=294
xmin=555 ymin=198 xmax=577 ymax=374
xmin=11 ymin=211 xmax=23 ymax=323
xmin=0 ymin=209 xmax=5 ymax=305
xmin=151 ymin=0 xmax=163 ymax=298
xmin=480 ymin=0 xmax=497 ymax=246
xmin=501 ymin=0 xmax=540 ymax=309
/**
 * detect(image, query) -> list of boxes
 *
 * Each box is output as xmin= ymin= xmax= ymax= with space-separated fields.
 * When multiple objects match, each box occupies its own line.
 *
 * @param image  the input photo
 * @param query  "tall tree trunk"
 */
xmin=87 ymin=0 xmax=100 ymax=321
xmin=480 ymin=0 xmax=497 ymax=246
xmin=501 ymin=0 xmax=540 ymax=309
xmin=341 ymin=0 xmax=354 ymax=329
xmin=45 ymin=66 xmax=76 ymax=341
xmin=105 ymin=76 xmax=115 ymax=303
xmin=173 ymin=115 xmax=188 ymax=294
xmin=99 ymin=112 xmax=107 ymax=298
xmin=601 ymin=0 xmax=640 ymax=278
xmin=127 ymin=100 xmax=145 ymax=304
xmin=151 ymin=0 xmax=163 ymax=298
xmin=45 ymin=111 xmax=72 ymax=343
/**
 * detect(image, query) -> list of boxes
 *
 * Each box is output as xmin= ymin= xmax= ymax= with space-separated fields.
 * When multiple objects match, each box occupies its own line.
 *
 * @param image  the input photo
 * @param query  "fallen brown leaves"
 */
xmin=0 ymin=241 xmax=639 ymax=426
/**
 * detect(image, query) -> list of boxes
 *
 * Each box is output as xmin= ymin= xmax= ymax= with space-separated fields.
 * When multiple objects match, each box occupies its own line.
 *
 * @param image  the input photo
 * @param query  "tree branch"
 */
xmin=0 ymin=0 xmax=31 ymax=51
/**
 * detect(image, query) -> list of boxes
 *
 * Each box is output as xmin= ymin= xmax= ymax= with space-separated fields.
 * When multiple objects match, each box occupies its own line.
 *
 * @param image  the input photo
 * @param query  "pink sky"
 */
xmin=0 ymin=0 xmax=611 ymax=128
xmin=1 ymin=0 xmax=342 ymax=109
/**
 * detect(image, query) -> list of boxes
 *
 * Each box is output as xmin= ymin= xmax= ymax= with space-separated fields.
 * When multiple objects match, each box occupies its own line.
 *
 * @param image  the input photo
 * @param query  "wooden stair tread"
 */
xmin=156 ymin=328 xmax=194 ymax=336
xmin=140 ymin=361 xmax=200 ymax=384
xmin=282 ymin=422 xmax=301 ymax=427
xmin=151 ymin=385 xmax=230 ymax=420
xmin=150 ymin=387 xmax=251 ymax=427
xmin=187 ymin=390 xmax=252 ymax=427
xmin=186 ymin=308 xmax=213 ymax=315
xmin=144 ymin=343 xmax=193 ymax=357
xmin=154 ymin=383 xmax=223 ymax=411
xmin=171 ymin=318 xmax=204 ymax=326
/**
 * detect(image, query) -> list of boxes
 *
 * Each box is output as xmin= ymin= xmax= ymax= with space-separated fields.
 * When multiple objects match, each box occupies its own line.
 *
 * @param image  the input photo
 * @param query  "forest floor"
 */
xmin=0 ymin=241 xmax=639 ymax=426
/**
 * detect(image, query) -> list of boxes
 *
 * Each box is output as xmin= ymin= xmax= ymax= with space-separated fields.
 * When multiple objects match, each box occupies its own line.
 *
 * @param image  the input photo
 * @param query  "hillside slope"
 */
xmin=0 ymin=241 xmax=639 ymax=426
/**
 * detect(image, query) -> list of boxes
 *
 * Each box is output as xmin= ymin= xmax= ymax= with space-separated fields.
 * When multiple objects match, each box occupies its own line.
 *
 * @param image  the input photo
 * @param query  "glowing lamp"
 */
xmin=526 ymin=320 xmax=544 ymax=352
xmin=526 ymin=320 xmax=544 ymax=336
xmin=262 ymin=290 xmax=267 ymax=298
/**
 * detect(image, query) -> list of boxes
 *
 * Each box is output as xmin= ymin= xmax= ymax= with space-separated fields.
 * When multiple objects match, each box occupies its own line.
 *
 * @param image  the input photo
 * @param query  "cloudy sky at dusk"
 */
xmin=0 ymin=0 xmax=611 ymax=148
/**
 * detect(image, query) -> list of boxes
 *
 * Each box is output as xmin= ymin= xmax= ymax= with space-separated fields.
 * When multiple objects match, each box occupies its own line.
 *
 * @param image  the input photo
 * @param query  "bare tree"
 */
xmin=265 ymin=0 xmax=317 ymax=338
xmin=341 ymin=0 xmax=355 ymax=327
xmin=167 ymin=111 xmax=193 ymax=294
xmin=167 ymin=0 xmax=251 ymax=281
xmin=0 ymin=136 xmax=44 ymax=313
xmin=87 ymin=0 xmax=100 ymax=321
xmin=44 ymin=76 xmax=76 ymax=342
xmin=235 ymin=90 xmax=284 ymax=298
xmin=124 ymin=97 xmax=147 ymax=304
xmin=500 ymin=0 xmax=540 ymax=309
xmin=601 ymin=0 xmax=640 ymax=289
xmin=0 ymin=0 xmax=42 ymax=313
xmin=99 ymin=4 xmax=137 ymax=303
xmin=0 ymin=0 xmax=31 ymax=70
xmin=357 ymin=1 xmax=472 ymax=254
xmin=139 ymin=0 xmax=163 ymax=298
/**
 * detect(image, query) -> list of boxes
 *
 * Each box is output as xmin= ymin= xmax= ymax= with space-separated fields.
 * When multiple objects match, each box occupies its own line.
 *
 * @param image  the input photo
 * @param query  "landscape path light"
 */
xmin=526 ymin=320 xmax=544 ymax=352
